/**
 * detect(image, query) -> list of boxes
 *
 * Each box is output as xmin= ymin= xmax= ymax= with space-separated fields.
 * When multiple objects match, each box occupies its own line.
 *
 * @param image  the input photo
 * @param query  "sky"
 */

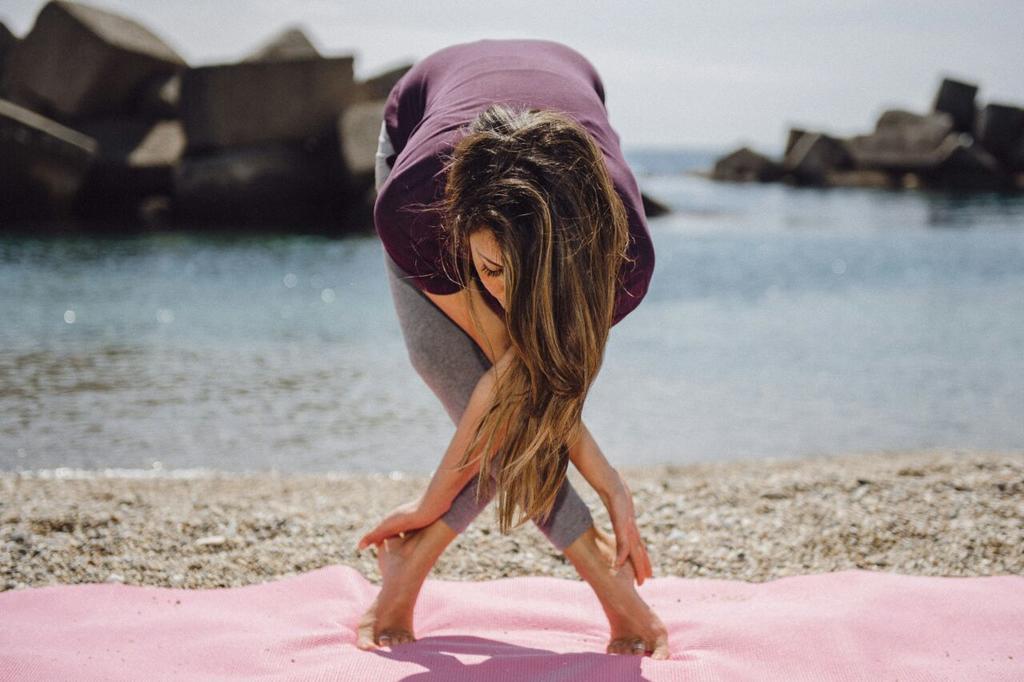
xmin=3 ymin=1 xmax=1022 ymax=155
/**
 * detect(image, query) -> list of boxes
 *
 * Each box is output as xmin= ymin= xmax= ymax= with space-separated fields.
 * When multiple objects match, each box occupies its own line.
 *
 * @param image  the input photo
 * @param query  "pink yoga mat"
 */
xmin=1 ymin=565 xmax=1021 ymax=680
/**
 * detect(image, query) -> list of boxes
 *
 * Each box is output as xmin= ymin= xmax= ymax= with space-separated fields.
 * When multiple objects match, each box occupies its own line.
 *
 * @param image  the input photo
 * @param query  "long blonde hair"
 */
xmin=431 ymin=103 xmax=632 ymax=534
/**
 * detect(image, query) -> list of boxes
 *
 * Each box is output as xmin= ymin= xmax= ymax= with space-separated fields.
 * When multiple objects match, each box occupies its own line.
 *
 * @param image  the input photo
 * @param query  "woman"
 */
xmin=355 ymin=38 xmax=669 ymax=659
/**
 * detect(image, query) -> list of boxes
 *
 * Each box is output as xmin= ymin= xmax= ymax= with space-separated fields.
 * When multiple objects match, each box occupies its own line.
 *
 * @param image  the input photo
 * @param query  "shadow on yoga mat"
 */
xmin=1 ymin=565 xmax=1022 ymax=681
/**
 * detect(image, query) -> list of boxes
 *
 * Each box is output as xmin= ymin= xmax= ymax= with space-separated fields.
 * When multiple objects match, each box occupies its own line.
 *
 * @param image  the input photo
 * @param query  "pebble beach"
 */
xmin=2 ymin=448 xmax=1021 ymax=592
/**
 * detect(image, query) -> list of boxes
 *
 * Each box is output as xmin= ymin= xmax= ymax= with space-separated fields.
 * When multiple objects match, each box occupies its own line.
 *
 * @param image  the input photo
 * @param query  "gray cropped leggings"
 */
xmin=376 ymin=120 xmax=594 ymax=552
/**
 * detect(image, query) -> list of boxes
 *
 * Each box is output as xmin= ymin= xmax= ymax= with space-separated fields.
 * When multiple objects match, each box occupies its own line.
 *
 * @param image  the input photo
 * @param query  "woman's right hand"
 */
xmin=356 ymin=497 xmax=436 ymax=551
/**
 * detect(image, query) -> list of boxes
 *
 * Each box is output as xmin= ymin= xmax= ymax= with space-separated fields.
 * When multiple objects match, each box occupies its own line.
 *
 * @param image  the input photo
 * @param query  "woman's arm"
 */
xmin=417 ymin=346 xmax=515 ymax=518
xmin=568 ymin=420 xmax=625 ymax=502
xmin=570 ymin=420 xmax=654 ymax=583
xmin=356 ymin=346 xmax=514 ymax=550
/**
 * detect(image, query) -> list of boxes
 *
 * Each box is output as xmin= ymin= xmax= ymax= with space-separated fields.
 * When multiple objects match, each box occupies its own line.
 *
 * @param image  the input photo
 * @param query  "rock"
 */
xmin=337 ymin=99 xmax=385 ymax=181
xmin=0 ymin=22 xmax=17 ymax=93
xmin=243 ymin=26 xmax=320 ymax=62
xmin=932 ymin=77 xmax=978 ymax=133
xmin=784 ymin=128 xmax=808 ymax=157
xmin=356 ymin=63 xmax=413 ymax=102
xmin=926 ymin=136 xmax=1003 ymax=190
xmin=824 ymin=169 xmax=896 ymax=189
xmin=172 ymin=137 xmax=347 ymax=227
xmin=194 ymin=535 xmax=226 ymax=547
xmin=641 ymin=191 xmax=670 ymax=217
xmin=2 ymin=1 xmax=186 ymax=120
xmin=1011 ymin=138 xmax=1024 ymax=173
xmin=0 ymin=98 xmax=97 ymax=221
xmin=783 ymin=132 xmax=852 ymax=185
xmin=976 ymin=103 xmax=1024 ymax=165
xmin=711 ymin=146 xmax=783 ymax=182
xmin=73 ymin=117 xmax=185 ymax=219
xmin=846 ymin=110 xmax=955 ymax=171
xmin=136 ymin=73 xmax=180 ymax=119
xmin=179 ymin=56 xmax=356 ymax=151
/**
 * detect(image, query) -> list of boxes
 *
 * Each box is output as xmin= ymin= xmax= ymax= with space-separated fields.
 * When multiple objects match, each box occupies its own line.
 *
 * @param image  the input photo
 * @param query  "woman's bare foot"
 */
xmin=564 ymin=526 xmax=671 ymax=659
xmin=355 ymin=520 xmax=458 ymax=650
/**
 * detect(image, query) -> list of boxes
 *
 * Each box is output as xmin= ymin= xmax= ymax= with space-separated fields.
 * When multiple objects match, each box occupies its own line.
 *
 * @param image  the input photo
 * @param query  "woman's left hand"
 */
xmin=356 ymin=498 xmax=435 ymax=552
xmin=603 ymin=476 xmax=654 ymax=586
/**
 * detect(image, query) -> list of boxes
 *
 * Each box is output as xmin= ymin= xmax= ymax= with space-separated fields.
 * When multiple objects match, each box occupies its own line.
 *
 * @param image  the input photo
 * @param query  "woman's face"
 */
xmin=469 ymin=228 xmax=506 ymax=308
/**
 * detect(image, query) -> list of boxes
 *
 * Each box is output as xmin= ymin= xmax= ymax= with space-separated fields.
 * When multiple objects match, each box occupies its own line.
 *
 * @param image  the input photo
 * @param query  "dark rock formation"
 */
xmin=136 ymin=73 xmax=180 ymax=119
xmin=846 ymin=110 xmax=954 ymax=171
xmin=338 ymin=99 xmax=385 ymax=184
xmin=712 ymin=147 xmax=783 ymax=182
xmin=179 ymin=56 xmax=355 ymax=151
xmin=172 ymin=135 xmax=347 ymax=227
xmin=0 ymin=98 xmax=97 ymax=221
xmin=0 ymin=23 xmax=17 ymax=95
xmin=357 ymin=63 xmax=413 ymax=101
xmin=783 ymin=132 xmax=852 ymax=185
xmin=243 ymin=26 xmax=320 ymax=62
xmin=2 ymin=1 xmax=185 ymax=120
xmin=712 ymin=76 xmax=1022 ymax=193
xmin=976 ymin=103 xmax=1024 ymax=166
xmin=932 ymin=77 xmax=978 ymax=133
xmin=784 ymin=128 xmax=808 ymax=157
xmin=640 ymin=192 xmax=670 ymax=218
xmin=73 ymin=117 xmax=184 ymax=219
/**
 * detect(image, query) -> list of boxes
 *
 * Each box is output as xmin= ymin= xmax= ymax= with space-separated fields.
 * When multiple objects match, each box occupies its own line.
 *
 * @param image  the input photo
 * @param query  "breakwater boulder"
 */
xmin=0 ymin=98 xmax=97 ymax=221
xmin=711 ymin=76 xmax=1024 ymax=192
xmin=2 ymin=1 xmax=185 ymax=120
xmin=0 ymin=2 xmax=414 ymax=231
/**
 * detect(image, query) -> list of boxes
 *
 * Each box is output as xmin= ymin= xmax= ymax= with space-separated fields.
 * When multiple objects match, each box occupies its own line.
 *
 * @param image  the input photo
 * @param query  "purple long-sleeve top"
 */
xmin=373 ymin=38 xmax=655 ymax=326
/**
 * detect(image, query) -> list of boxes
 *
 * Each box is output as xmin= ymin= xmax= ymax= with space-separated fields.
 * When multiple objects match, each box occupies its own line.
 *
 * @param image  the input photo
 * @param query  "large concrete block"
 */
xmin=180 ymin=56 xmax=356 ymax=151
xmin=976 ymin=103 xmax=1024 ymax=165
xmin=172 ymin=136 xmax=346 ymax=226
xmin=0 ymin=23 xmax=17 ymax=94
xmin=136 ymin=72 xmax=180 ymax=119
xmin=932 ymin=77 xmax=978 ymax=133
xmin=926 ymin=137 xmax=1003 ymax=189
xmin=784 ymin=128 xmax=808 ymax=157
xmin=0 ymin=98 xmax=97 ymax=221
xmin=783 ymin=133 xmax=852 ymax=185
xmin=640 ymin=192 xmax=670 ymax=217
xmin=356 ymin=63 xmax=413 ymax=102
xmin=2 ymin=1 xmax=185 ymax=120
xmin=73 ymin=117 xmax=184 ymax=218
xmin=847 ymin=110 xmax=955 ymax=171
xmin=711 ymin=146 xmax=783 ymax=182
xmin=338 ymin=99 xmax=385 ymax=181
xmin=243 ymin=26 xmax=320 ymax=62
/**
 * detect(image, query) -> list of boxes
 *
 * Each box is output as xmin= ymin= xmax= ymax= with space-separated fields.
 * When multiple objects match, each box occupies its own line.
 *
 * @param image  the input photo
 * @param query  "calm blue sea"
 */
xmin=2 ymin=147 xmax=1022 ymax=474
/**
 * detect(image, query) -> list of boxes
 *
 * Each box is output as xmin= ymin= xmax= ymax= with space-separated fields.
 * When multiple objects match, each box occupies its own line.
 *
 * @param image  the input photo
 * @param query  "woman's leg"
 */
xmin=384 ymin=252 xmax=594 ymax=552
xmin=376 ymin=116 xmax=593 ymax=552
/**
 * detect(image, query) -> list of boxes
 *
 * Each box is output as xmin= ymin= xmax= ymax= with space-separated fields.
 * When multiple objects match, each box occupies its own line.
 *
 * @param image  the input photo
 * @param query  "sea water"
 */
xmin=2 ymin=149 xmax=1022 ymax=473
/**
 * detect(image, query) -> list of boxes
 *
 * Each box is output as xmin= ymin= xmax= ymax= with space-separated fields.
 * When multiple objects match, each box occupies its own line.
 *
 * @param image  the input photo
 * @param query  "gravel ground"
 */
xmin=2 ymin=448 xmax=1021 ymax=591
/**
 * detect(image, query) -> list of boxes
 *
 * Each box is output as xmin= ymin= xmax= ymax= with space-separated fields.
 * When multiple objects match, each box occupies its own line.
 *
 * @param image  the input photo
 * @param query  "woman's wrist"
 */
xmin=596 ymin=468 xmax=625 ymax=504
xmin=414 ymin=490 xmax=449 ymax=523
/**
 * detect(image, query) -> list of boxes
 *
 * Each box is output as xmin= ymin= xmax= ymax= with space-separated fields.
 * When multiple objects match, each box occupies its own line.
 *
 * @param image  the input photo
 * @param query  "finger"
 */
xmin=358 ymin=532 xmax=381 ymax=551
xmin=637 ymin=539 xmax=652 ymax=583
